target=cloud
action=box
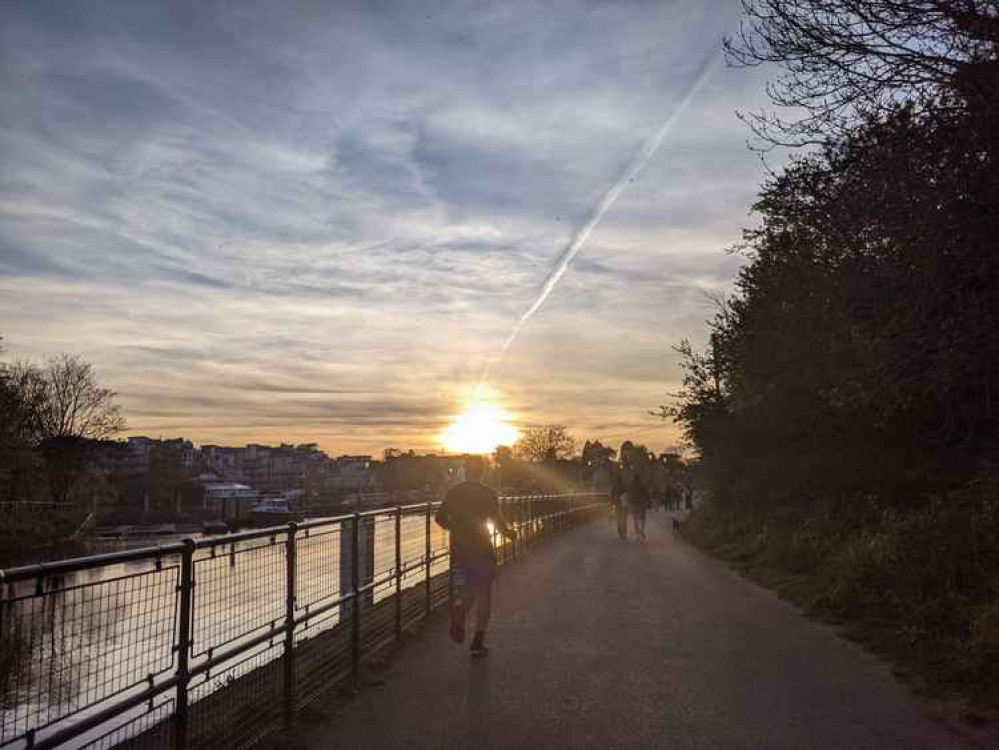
[0,0,777,454]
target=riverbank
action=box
[683,499,999,713]
[0,508,89,567]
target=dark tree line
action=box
[664,0,998,508]
[1,341,126,505]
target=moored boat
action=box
[245,497,300,527]
[201,519,231,535]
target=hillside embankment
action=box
[0,509,88,567]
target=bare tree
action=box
[1,347,125,504]
[515,425,576,462]
[726,0,999,145]
[1,360,47,447]
[35,355,126,441]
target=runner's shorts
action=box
[452,557,496,588]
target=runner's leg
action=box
[470,581,492,656]
[474,581,492,634]
[450,565,469,643]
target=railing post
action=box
[537,496,543,541]
[522,497,527,549]
[174,539,195,750]
[501,499,510,563]
[523,496,529,547]
[283,523,297,728]
[351,513,361,681]
[530,496,536,546]
[394,506,402,639]
[424,502,432,615]
[523,497,529,550]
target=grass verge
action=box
[683,499,999,707]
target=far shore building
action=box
[201,442,334,495]
[330,455,378,493]
[197,474,259,519]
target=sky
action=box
[0,0,774,456]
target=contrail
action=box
[498,54,720,356]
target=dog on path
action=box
[672,517,681,535]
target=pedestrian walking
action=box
[435,456,517,657]
[610,475,628,540]
[630,476,649,542]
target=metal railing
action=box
[0,501,80,513]
[0,492,606,750]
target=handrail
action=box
[0,541,188,582]
[0,493,603,581]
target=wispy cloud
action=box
[0,0,774,454]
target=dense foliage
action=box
[670,0,998,511]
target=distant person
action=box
[630,476,649,542]
[610,475,628,540]
[662,484,675,513]
[435,456,517,657]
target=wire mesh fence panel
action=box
[358,586,396,658]
[79,696,175,750]
[187,642,284,750]
[429,572,450,610]
[400,581,430,631]
[0,559,178,747]
[294,524,343,617]
[398,511,428,593]
[293,606,352,711]
[428,515,449,580]
[368,514,398,605]
[192,537,288,658]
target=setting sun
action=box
[442,400,519,455]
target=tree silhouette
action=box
[726,0,999,146]
[35,355,126,441]
[515,425,576,462]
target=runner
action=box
[435,456,517,657]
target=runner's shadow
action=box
[466,658,492,745]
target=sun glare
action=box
[442,399,519,455]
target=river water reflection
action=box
[0,511,450,749]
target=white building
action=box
[200,478,258,515]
